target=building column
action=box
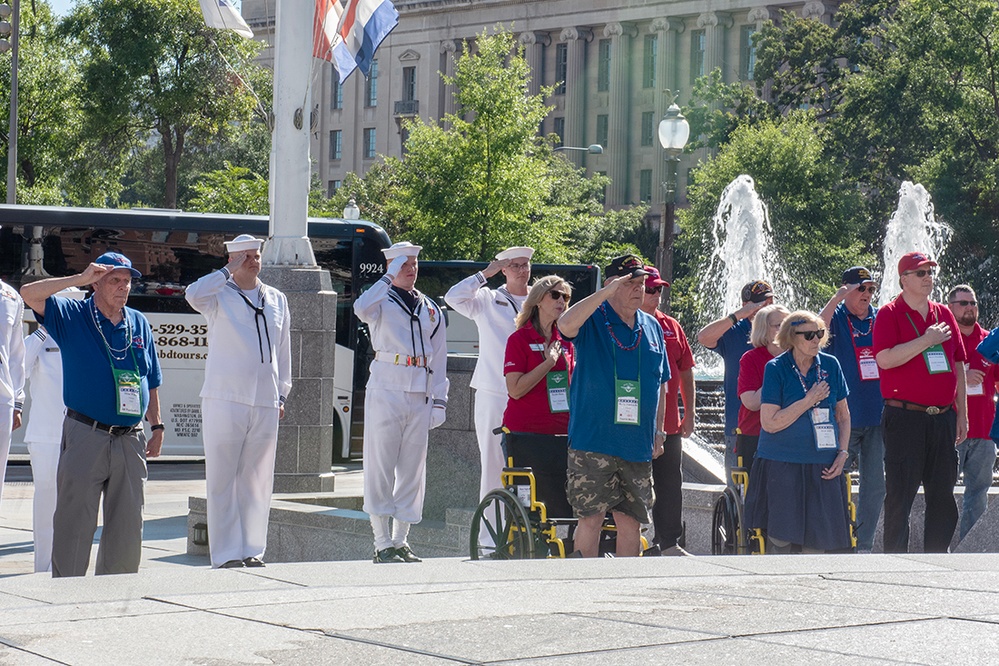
[439,39,458,122]
[518,31,550,98]
[650,18,683,208]
[698,11,733,81]
[605,22,637,206]
[560,26,592,166]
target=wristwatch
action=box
[150,423,165,432]
[656,430,668,439]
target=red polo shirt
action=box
[736,345,776,436]
[653,310,695,435]
[961,323,998,439]
[503,322,574,435]
[873,295,967,406]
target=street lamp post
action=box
[656,93,690,286]
[553,144,604,154]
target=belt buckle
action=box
[926,406,940,416]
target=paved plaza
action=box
[1,462,999,664]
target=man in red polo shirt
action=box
[640,266,695,556]
[873,252,968,553]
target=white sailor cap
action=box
[224,234,265,253]
[495,246,535,261]
[382,242,423,260]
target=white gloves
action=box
[387,255,408,278]
[430,405,446,429]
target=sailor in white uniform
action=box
[185,234,292,569]
[445,246,533,501]
[354,242,449,563]
[0,277,26,507]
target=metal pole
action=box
[5,0,18,204]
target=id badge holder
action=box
[811,407,830,425]
[968,381,985,396]
[923,344,951,374]
[114,368,142,417]
[615,379,640,425]
[857,347,880,380]
[814,423,837,449]
[546,370,570,413]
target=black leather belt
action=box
[66,409,142,436]
[884,399,951,416]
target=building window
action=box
[553,117,565,145]
[740,26,757,81]
[365,59,379,107]
[363,128,376,158]
[641,111,655,147]
[690,29,705,83]
[555,43,568,95]
[597,39,611,92]
[331,71,343,110]
[596,114,609,149]
[639,169,653,203]
[643,34,657,89]
[329,130,342,160]
[402,66,416,102]
[328,180,341,198]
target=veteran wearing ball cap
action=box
[185,234,292,569]
[21,252,164,577]
[445,246,534,503]
[354,241,449,563]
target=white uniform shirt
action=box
[185,268,292,408]
[445,273,525,393]
[22,328,65,444]
[0,281,26,411]
[354,275,449,404]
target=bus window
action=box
[312,237,353,348]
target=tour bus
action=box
[0,205,391,462]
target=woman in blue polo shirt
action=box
[745,310,852,553]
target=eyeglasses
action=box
[794,329,826,341]
[950,300,977,307]
[508,262,530,271]
[645,286,663,295]
[903,269,935,278]
[857,284,878,294]
[548,291,571,302]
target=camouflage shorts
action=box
[566,449,655,524]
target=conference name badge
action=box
[615,379,640,425]
[546,370,569,413]
[114,368,142,417]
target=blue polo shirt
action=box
[827,302,883,428]
[977,326,999,441]
[567,303,668,462]
[708,318,752,436]
[757,351,849,465]
[38,296,162,426]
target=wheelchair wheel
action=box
[469,488,534,560]
[711,487,745,555]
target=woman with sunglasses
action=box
[736,304,790,472]
[744,310,853,553]
[501,275,576,518]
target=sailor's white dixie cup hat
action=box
[224,234,265,253]
[382,242,423,259]
[495,246,535,261]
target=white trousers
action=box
[363,389,431,525]
[202,398,280,567]
[475,389,508,501]
[27,438,59,573]
[0,404,13,505]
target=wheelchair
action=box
[711,456,858,555]
[469,431,648,559]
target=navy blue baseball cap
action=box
[95,252,141,278]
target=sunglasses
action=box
[903,269,935,278]
[794,329,826,341]
[548,291,571,302]
[645,286,663,295]
[857,284,878,293]
[950,300,977,307]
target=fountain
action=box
[879,181,952,306]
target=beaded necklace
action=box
[90,298,133,361]
[600,303,643,351]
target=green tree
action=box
[60,0,264,208]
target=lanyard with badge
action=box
[93,301,143,418]
[905,309,951,374]
[791,355,837,450]
[847,313,880,381]
[603,304,643,425]
[542,335,570,413]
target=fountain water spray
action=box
[879,182,951,306]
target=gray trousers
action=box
[51,417,147,577]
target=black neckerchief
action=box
[228,282,272,364]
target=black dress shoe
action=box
[394,545,422,563]
[242,557,265,568]
[218,559,244,569]
[373,547,405,564]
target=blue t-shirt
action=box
[567,303,668,462]
[709,318,752,436]
[977,327,999,441]
[39,296,162,426]
[757,351,849,465]
[827,302,883,428]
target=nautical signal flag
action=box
[314,0,399,83]
[198,0,254,39]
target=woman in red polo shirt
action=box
[737,304,790,472]
[502,275,575,517]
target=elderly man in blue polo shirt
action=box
[558,255,669,557]
[21,252,164,577]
